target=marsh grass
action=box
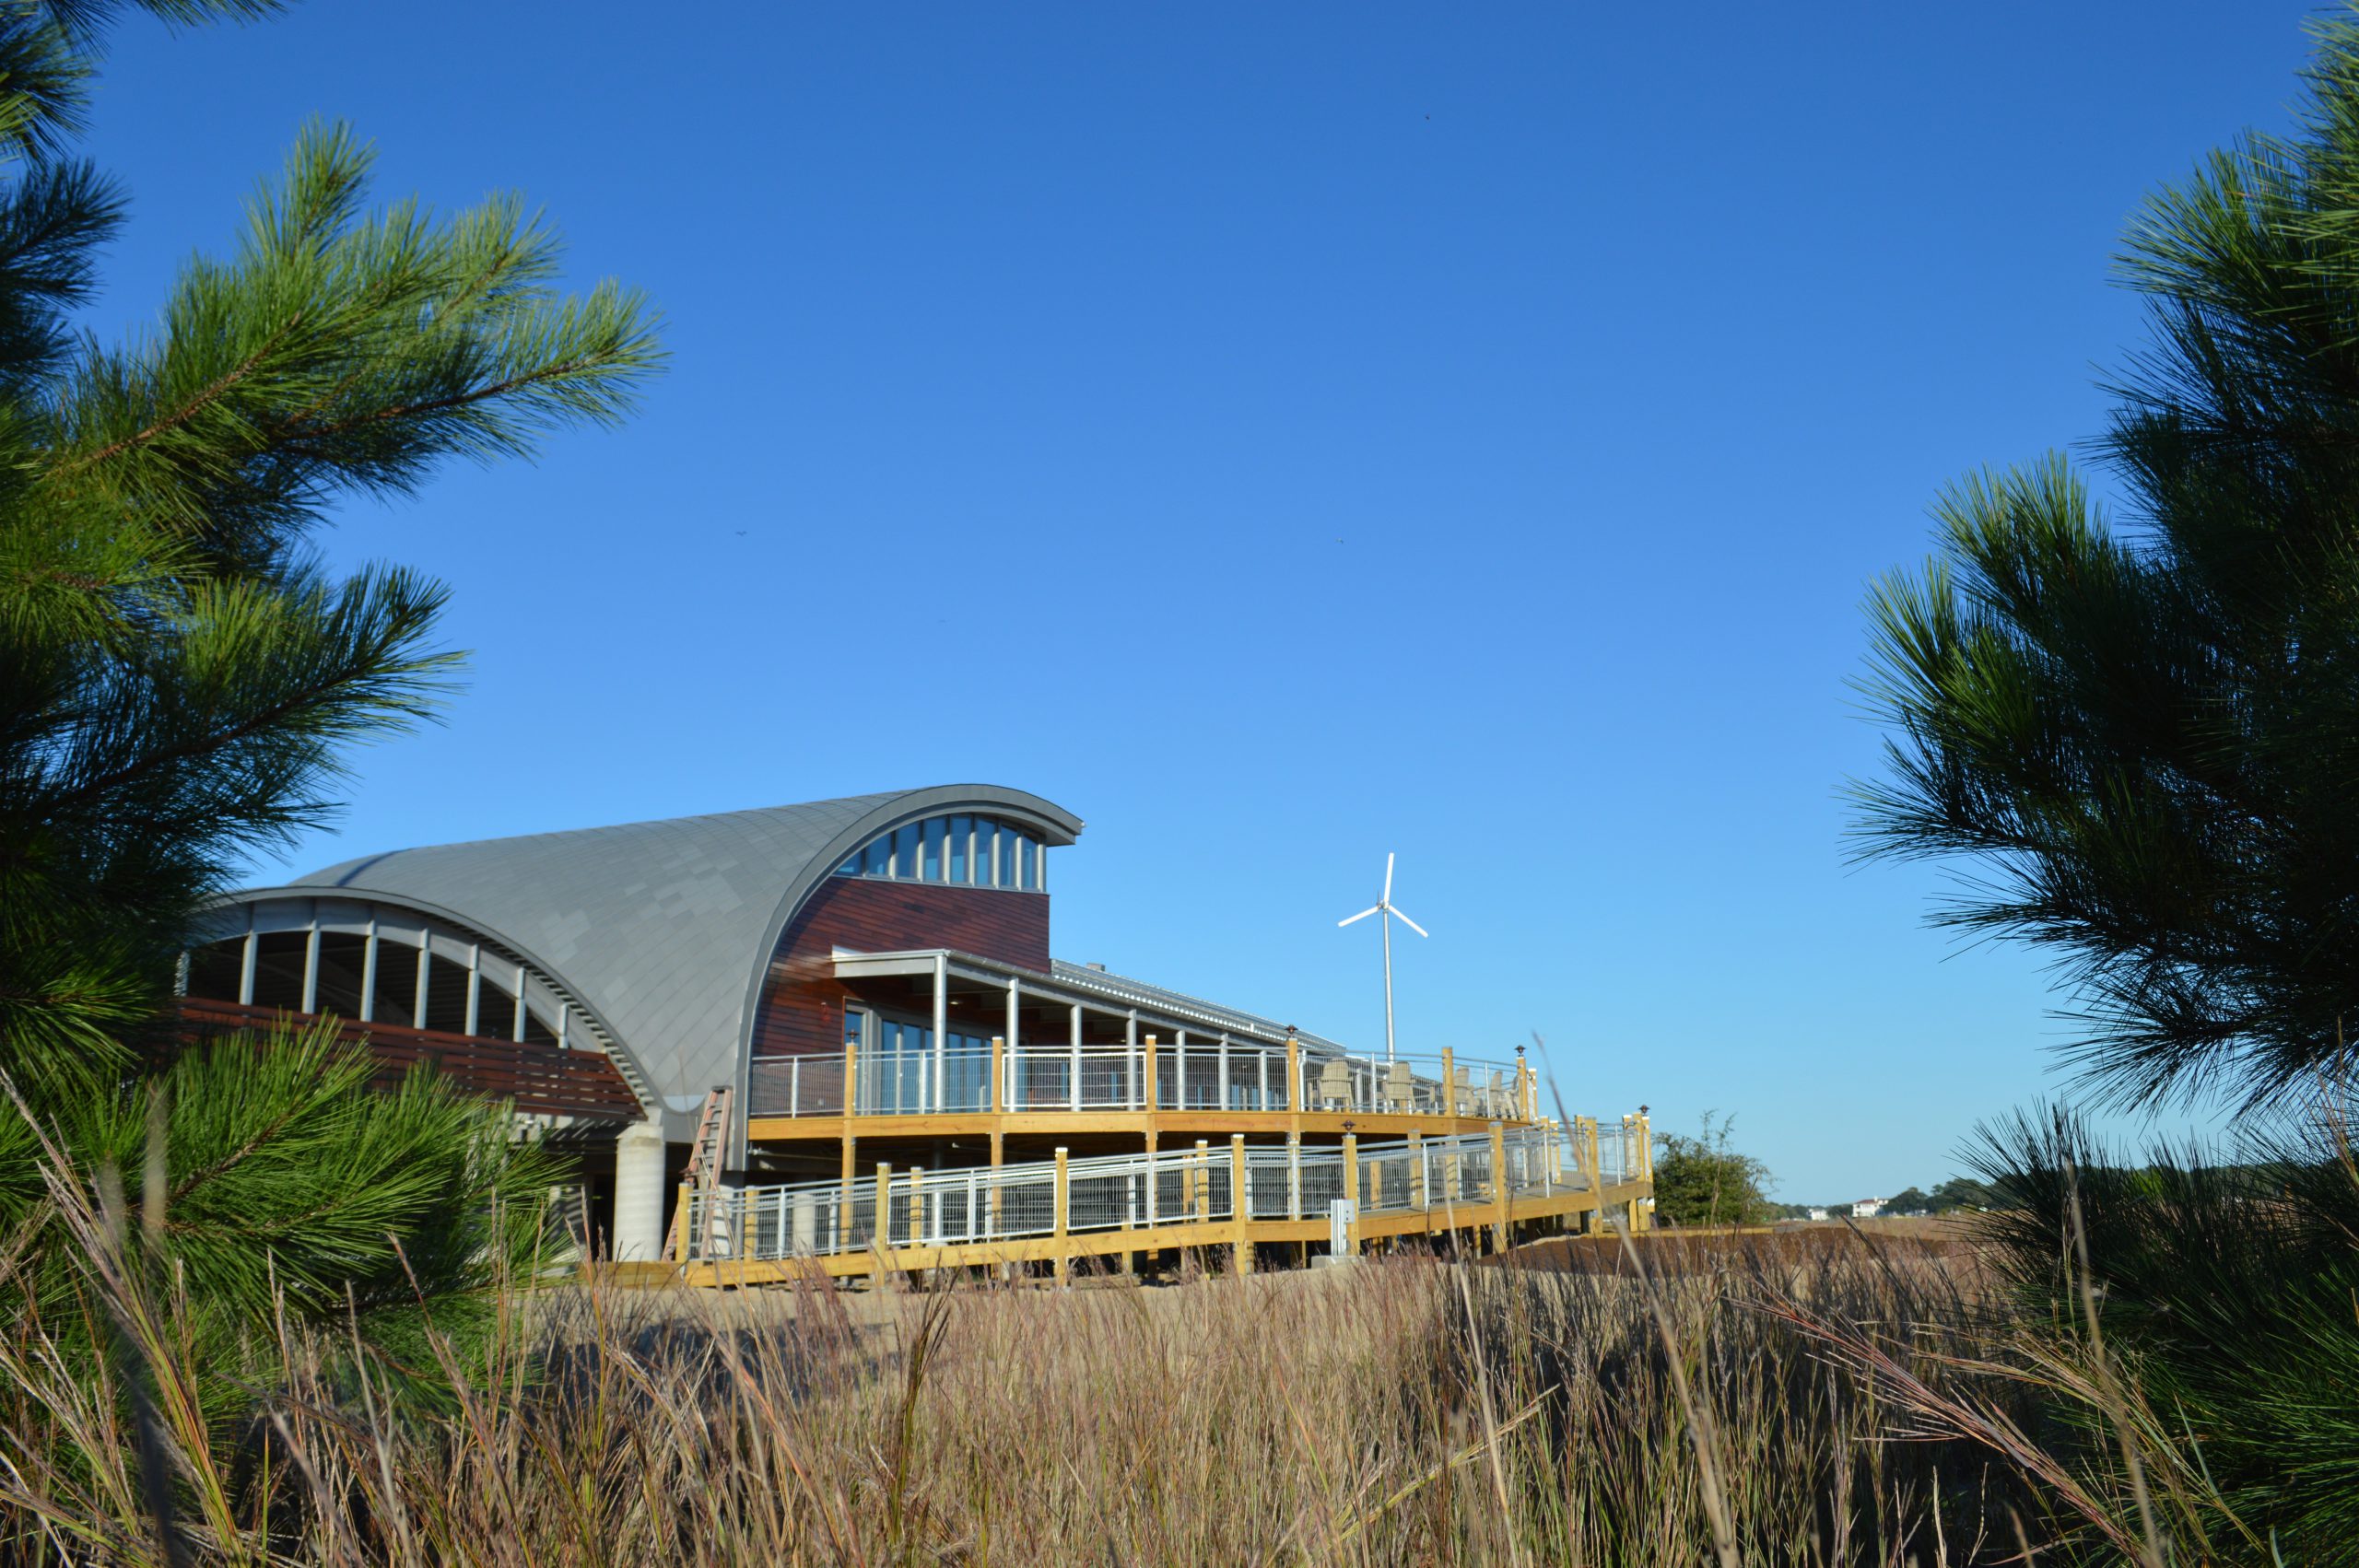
[0,1204,2088,1567]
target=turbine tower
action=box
[1337,852,1426,1064]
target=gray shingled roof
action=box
[280,786,1082,1120]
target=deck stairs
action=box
[663,1085,734,1262]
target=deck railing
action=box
[745,1038,1530,1122]
[683,1119,1634,1264]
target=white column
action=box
[933,954,949,1111]
[464,944,481,1036]
[358,920,378,1022]
[1068,1002,1082,1113]
[612,1121,669,1262]
[299,925,321,1013]
[1126,1010,1140,1109]
[411,933,429,1027]
[238,927,257,1005]
[1005,977,1021,1106]
[1218,1034,1231,1110]
[1174,1029,1188,1109]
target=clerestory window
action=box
[833,813,1048,892]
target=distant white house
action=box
[1806,1207,1829,1222]
[1850,1198,1887,1218]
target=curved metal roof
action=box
[276,786,1083,1120]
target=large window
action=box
[182,925,567,1046]
[847,1007,992,1114]
[834,813,1049,892]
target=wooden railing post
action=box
[1230,1136,1251,1277]
[990,1034,1004,1114]
[1052,1147,1070,1285]
[1285,1034,1301,1113]
[1144,1032,1159,1111]
[1342,1132,1361,1258]
[1489,1121,1510,1254]
[989,1129,1005,1243]
[1408,1128,1426,1211]
[1585,1116,1603,1234]
[1120,1170,1135,1275]
[1441,1047,1456,1119]
[874,1162,892,1272]
[665,1181,694,1262]
[908,1165,926,1249]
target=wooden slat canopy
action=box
[177,998,644,1122]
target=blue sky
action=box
[82,1,2325,1199]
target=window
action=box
[251,931,309,1010]
[371,937,420,1025]
[830,813,1050,892]
[422,954,471,1035]
[475,972,520,1040]
[314,931,368,1017]
[185,938,243,1001]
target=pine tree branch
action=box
[51,310,305,478]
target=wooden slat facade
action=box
[750,876,1050,1059]
[177,997,644,1122]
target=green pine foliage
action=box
[1854,11,2359,1560]
[1852,18,2359,1116]
[1963,1110,2359,1559]
[0,1018,561,1411]
[0,0,658,1394]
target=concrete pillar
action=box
[612,1121,670,1262]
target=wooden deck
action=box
[679,1177,1651,1287]
[675,1121,1652,1288]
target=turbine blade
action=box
[1389,907,1429,938]
[1383,852,1395,903]
[1338,906,1382,928]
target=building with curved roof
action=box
[181,783,1644,1269]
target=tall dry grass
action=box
[0,1214,2075,1567]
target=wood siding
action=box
[751,876,1050,1059]
[178,998,644,1122]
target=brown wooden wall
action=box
[178,998,644,1122]
[751,876,1050,1059]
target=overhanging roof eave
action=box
[827,947,1349,1055]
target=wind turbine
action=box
[1337,852,1426,1064]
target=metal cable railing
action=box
[682,1117,1643,1264]
[743,1038,1529,1120]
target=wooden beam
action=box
[1230,1135,1250,1277]
[1342,1132,1360,1258]
[1051,1146,1069,1285]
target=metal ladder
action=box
[663,1084,734,1262]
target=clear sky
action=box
[78,1,2327,1199]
